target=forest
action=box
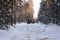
[0,0,60,29]
[0,0,60,40]
[0,0,34,29]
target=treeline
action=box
[38,0,60,25]
[0,0,34,29]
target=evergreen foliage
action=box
[38,0,60,25]
[0,0,34,29]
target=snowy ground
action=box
[0,22,60,40]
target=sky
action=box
[32,0,42,19]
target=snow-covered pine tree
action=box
[38,0,60,25]
[0,0,24,29]
[0,0,13,29]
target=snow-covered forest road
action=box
[0,23,60,40]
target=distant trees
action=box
[24,0,34,22]
[38,0,60,25]
[16,0,34,23]
[27,18,35,24]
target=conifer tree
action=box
[38,0,60,25]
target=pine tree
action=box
[38,0,60,25]
[0,0,13,29]
[0,0,23,29]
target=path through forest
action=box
[7,23,60,40]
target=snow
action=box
[0,22,60,40]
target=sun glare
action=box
[33,0,41,19]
